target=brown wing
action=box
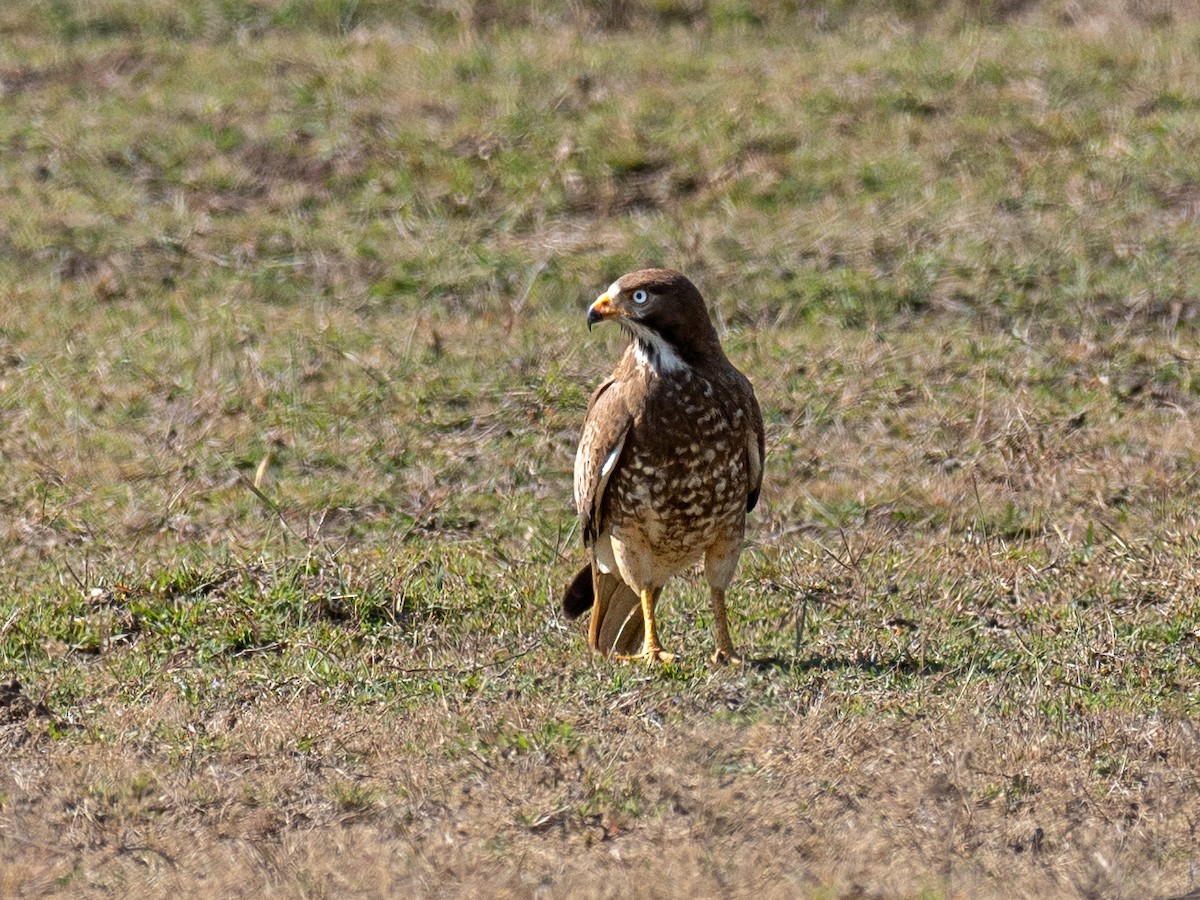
[740,373,765,512]
[573,372,635,546]
[717,366,765,513]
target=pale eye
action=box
[632,289,648,304]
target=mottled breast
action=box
[604,367,752,563]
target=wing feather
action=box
[733,372,765,512]
[745,393,765,512]
[574,374,635,546]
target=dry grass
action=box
[5,692,1200,898]
[4,2,1200,897]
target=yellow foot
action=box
[616,647,676,664]
[710,648,743,666]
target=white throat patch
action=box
[627,321,687,374]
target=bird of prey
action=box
[562,268,764,664]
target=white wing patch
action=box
[601,444,622,478]
[591,430,628,532]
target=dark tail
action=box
[562,564,594,619]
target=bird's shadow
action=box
[743,653,950,678]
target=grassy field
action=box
[4,0,1200,895]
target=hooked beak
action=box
[587,289,619,331]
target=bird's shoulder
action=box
[583,348,646,418]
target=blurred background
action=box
[4,3,1200,895]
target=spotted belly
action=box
[604,440,749,567]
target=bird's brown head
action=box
[587,268,723,371]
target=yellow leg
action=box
[616,587,674,663]
[709,586,742,665]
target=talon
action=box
[711,648,742,666]
[610,587,675,664]
[615,647,675,664]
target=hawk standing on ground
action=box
[562,269,765,664]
